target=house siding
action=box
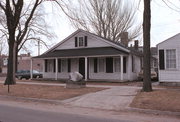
[56,32,110,50]
[42,55,141,81]
[158,33,180,82]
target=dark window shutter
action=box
[159,50,165,70]
[58,59,61,72]
[68,59,71,72]
[75,37,78,47]
[106,57,113,73]
[45,59,47,72]
[53,59,56,72]
[123,57,126,73]
[84,36,87,46]
[94,58,97,73]
[132,56,134,72]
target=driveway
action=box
[62,86,140,111]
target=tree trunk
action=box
[15,45,18,72]
[4,42,16,85]
[142,0,152,92]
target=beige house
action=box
[34,29,142,82]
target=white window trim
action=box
[98,58,105,72]
[78,37,84,47]
[165,49,177,70]
[61,59,67,72]
[114,57,120,73]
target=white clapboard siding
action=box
[56,31,110,50]
[158,33,180,82]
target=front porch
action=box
[37,55,128,81]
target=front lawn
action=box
[0,84,106,100]
[130,89,180,112]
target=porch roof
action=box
[33,47,129,59]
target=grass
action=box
[130,89,180,112]
[0,84,107,100]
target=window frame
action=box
[98,58,105,72]
[114,57,120,72]
[61,59,67,72]
[78,37,84,47]
[165,49,177,69]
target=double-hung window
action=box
[75,36,87,47]
[114,57,120,72]
[79,37,84,47]
[166,49,176,69]
[61,59,67,72]
[98,58,105,72]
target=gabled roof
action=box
[34,47,129,59]
[157,33,180,46]
[35,29,143,58]
[43,29,130,54]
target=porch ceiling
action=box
[33,47,129,59]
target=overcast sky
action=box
[35,0,180,56]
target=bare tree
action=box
[0,1,54,72]
[0,0,47,90]
[63,0,141,43]
[142,0,152,92]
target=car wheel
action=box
[36,76,40,79]
[18,76,22,80]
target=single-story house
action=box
[157,33,180,85]
[34,29,142,82]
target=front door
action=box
[79,58,85,79]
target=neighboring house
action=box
[157,33,180,85]
[18,53,43,72]
[137,46,158,71]
[0,55,8,73]
[34,29,142,82]
[0,53,43,74]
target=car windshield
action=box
[33,70,39,73]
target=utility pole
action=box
[38,40,40,56]
[35,40,41,56]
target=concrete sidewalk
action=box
[62,86,139,111]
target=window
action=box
[98,58,105,72]
[75,36,87,47]
[61,59,67,72]
[166,49,176,69]
[94,58,97,73]
[114,58,120,72]
[79,37,84,47]
[106,57,113,73]
[45,59,54,72]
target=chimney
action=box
[27,52,31,57]
[121,32,128,47]
[134,40,139,50]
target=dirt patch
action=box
[0,84,106,100]
[130,89,180,112]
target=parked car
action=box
[16,70,43,80]
[138,69,158,81]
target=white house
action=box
[34,29,142,82]
[157,33,180,85]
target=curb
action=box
[126,107,180,117]
[0,95,63,105]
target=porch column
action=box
[120,55,123,80]
[85,57,88,81]
[55,58,58,80]
[30,58,33,79]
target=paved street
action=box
[0,104,131,122]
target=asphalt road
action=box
[0,104,133,122]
